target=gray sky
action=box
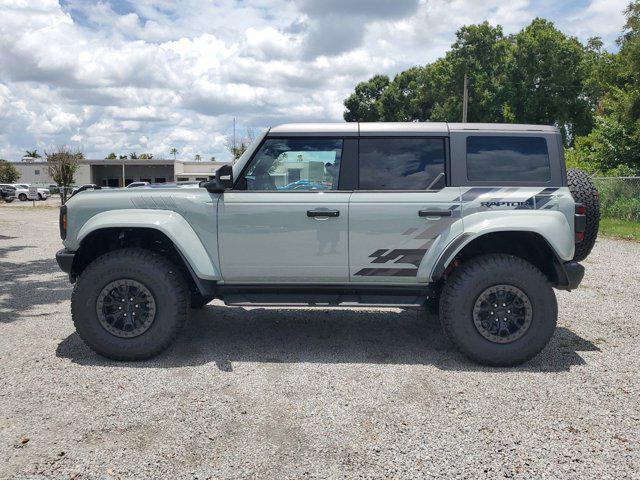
[0,0,630,161]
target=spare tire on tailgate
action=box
[567,168,600,261]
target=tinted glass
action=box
[466,136,550,182]
[241,138,342,191]
[358,138,446,190]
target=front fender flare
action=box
[77,209,220,281]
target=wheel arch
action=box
[70,210,219,296]
[431,230,572,289]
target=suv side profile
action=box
[56,122,599,366]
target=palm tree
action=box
[25,149,41,158]
[194,154,201,162]
[129,152,138,159]
[170,147,178,160]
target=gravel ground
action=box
[0,206,638,479]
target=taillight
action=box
[574,203,586,243]
[59,205,67,240]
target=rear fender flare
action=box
[430,211,574,281]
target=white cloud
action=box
[0,0,630,161]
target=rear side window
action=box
[359,138,445,190]
[466,136,550,182]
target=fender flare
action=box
[77,209,220,281]
[430,211,574,282]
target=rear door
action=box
[218,137,352,283]
[349,136,462,283]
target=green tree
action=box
[105,152,117,159]
[46,147,82,204]
[445,22,511,122]
[129,152,138,159]
[139,153,154,159]
[343,74,390,121]
[0,159,20,183]
[24,149,41,159]
[504,19,592,141]
[567,1,640,174]
[170,147,178,160]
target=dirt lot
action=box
[0,205,638,479]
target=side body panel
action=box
[218,191,351,283]
[349,188,463,283]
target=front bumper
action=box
[563,261,585,290]
[56,248,75,275]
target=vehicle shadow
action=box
[0,257,71,323]
[56,304,599,372]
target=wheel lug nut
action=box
[118,307,122,310]
[490,311,494,315]
[507,310,510,313]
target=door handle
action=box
[419,210,452,217]
[307,209,340,218]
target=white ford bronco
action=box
[56,122,599,366]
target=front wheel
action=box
[71,248,190,360]
[18,193,27,201]
[440,254,557,366]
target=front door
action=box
[218,137,350,283]
[349,137,462,283]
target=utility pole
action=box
[462,73,468,123]
[233,117,236,155]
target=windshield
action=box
[232,129,267,181]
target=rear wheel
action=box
[440,254,557,366]
[567,168,600,261]
[18,193,27,201]
[71,248,190,360]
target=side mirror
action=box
[202,164,233,193]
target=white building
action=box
[12,158,229,187]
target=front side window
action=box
[466,136,550,182]
[358,138,446,190]
[240,138,343,191]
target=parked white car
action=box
[12,183,51,201]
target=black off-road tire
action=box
[71,248,190,360]
[440,254,557,366]
[567,168,600,261]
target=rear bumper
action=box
[563,261,585,290]
[55,248,75,275]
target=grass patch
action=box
[599,218,640,241]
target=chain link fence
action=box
[592,177,640,222]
